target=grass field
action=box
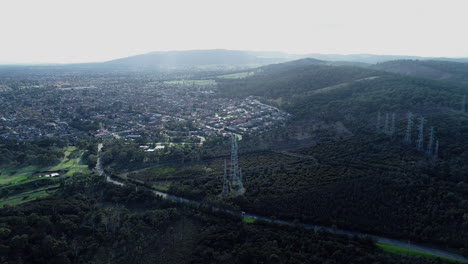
[164,79,217,86]
[0,146,89,186]
[377,243,464,263]
[242,216,256,224]
[0,185,58,206]
[153,183,171,191]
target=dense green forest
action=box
[0,139,69,166]
[0,175,457,263]
[218,59,381,100]
[129,134,467,252]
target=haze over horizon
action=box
[1,0,468,64]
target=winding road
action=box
[96,143,468,262]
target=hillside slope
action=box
[219,59,467,121]
[372,60,468,83]
[218,59,383,99]
[194,60,468,250]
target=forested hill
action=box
[298,53,468,64]
[217,59,468,164]
[372,60,468,83]
[214,59,468,251]
[218,59,382,99]
[218,59,467,120]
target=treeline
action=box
[0,138,98,168]
[100,134,276,174]
[101,140,203,171]
[0,139,68,166]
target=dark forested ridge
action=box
[218,59,468,138]
[218,59,381,99]
[298,54,468,64]
[372,60,468,83]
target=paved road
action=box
[96,143,124,186]
[96,144,468,262]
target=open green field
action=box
[0,146,89,187]
[153,183,171,191]
[216,71,254,79]
[242,216,256,224]
[0,185,58,207]
[164,79,217,86]
[377,243,464,263]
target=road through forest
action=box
[96,143,468,262]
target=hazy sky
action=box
[1,0,468,63]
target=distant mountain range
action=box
[100,50,287,70]
[2,49,468,71]
[295,53,468,64]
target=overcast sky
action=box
[1,0,467,63]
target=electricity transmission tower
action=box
[434,140,439,161]
[222,159,229,195]
[222,134,245,196]
[230,134,244,192]
[404,112,413,143]
[416,117,425,152]
[384,113,389,134]
[462,95,466,113]
[390,112,396,135]
[426,127,434,156]
[376,112,381,132]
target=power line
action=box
[416,117,425,152]
[376,112,381,132]
[404,112,413,143]
[426,126,434,156]
[384,113,389,134]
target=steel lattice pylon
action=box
[230,134,243,191]
[222,134,244,196]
